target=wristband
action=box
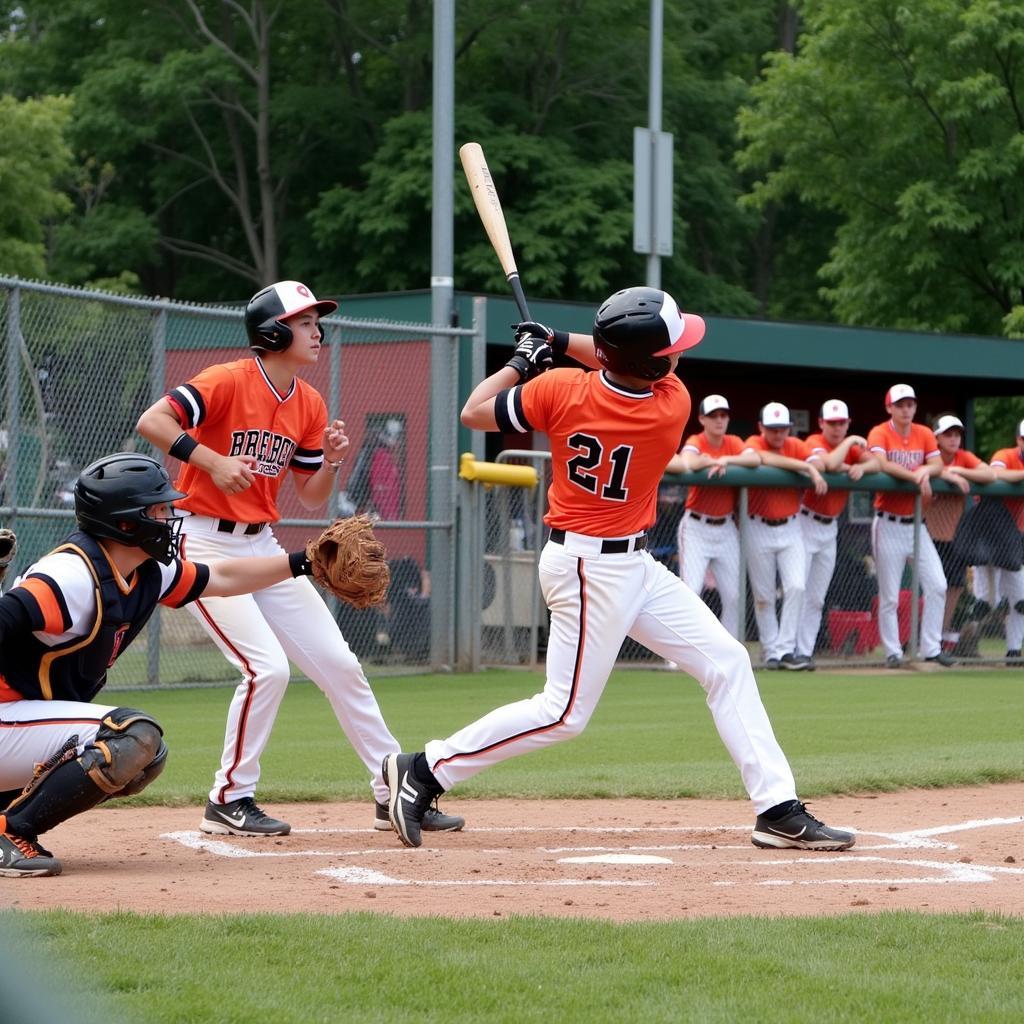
[551,330,570,356]
[324,457,344,472]
[169,432,199,463]
[504,354,530,382]
[288,551,312,577]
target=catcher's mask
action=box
[74,453,187,564]
[244,280,339,353]
[593,286,705,381]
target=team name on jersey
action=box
[884,448,925,470]
[229,430,297,477]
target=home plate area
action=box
[153,788,1024,919]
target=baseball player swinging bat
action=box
[459,142,532,321]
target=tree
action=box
[737,0,1024,337]
[0,93,73,277]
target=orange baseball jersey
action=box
[927,449,983,541]
[495,368,689,536]
[744,435,813,519]
[165,357,328,523]
[681,433,750,516]
[802,433,865,519]
[989,446,1024,530]
[867,421,939,516]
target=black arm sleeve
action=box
[0,590,33,645]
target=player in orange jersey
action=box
[381,287,854,854]
[743,402,827,670]
[866,383,951,668]
[795,399,879,668]
[665,394,760,638]
[137,281,463,838]
[984,419,1024,659]
[0,453,323,876]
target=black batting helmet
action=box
[74,453,187,564]
[593,287,705,381]
[244,280,339,352]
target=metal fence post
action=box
[737,486,749,647]
[909,493,922,657]
[146,309,168,687]
[5,286,21,524]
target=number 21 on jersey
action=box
[566,432,632,501]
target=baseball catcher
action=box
[305,514,390,609]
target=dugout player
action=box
[382,287,854,853]
[137,281,462,837]
[866,384,951,667]
[987,420,1024,659]
[665,394,760,638]
[0,453,320,876]
[795,400,879,668]
[743,402,828,670]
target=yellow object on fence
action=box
[459,452,538,488]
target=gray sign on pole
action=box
[633,127,674,257]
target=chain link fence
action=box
[0,277,473,688]
[468,459,1024,670]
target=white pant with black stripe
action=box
[425,537,797,814]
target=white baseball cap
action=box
[820,399,850,422]
[760,402,792,427]
[933,414,964,435]
[1017,419,1024,438]
[700,394,730,415]
[885,383,916,405]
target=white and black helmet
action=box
[244,280,339,352]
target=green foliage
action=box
[11,909,1024,1024]
[0,93,73,276]
[738,0,1024,337]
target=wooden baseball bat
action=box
[459,142,532,322]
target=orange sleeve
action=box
[14,577,70,634]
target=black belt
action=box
[800,508,835,525]
[749,516,791,527]
[875,512,918,525]
[217,518,267,536]
[549,529,647,553]
[688,511,730,526]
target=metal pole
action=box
[737,485,749,653]
[909,493,922,658]
[146,309,168,687]
[5,286,22,521]
[646,0,663,288]
[429,0,456,669]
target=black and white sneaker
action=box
[200,797,291,836]
[0,830,62,877]
[779,653,810,671]
[751,802,855,851]
[373,801,464,833]
[382,753,437,848]
[885,654,905,669]
[924,651,956,667]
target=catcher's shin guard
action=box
[4,708,166,840]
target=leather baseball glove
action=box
[0,527,16,586]
[306,515,390,609]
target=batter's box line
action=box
[317,866,653,887]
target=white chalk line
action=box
[160,816,1024,889]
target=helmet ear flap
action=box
[252,318,293,353]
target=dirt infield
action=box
[2,783,1021,920]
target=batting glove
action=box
[505,334,554,382]
[512,320,570,357]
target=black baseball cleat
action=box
[383,753,437,848]
[779,653,810,671]
[751,802,855,851]
[200,797,291,836]
[924,651,956,667]
[0,830,62,877]
[885,654,905,669]
[374,801,465,833]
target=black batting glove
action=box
[505,334,554,382]
[512,320,570,356]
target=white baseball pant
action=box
[974,563,1024,650]
[795,511,838,658]
[0,699,116,793]
[870,515,946,659]
[741,516,806,662]
[425,534,798,814]
[677,511,741,638]
[180,516,398,805]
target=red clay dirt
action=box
[2,783,1021,920]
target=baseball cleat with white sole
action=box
[200,797,291,836]
[751,801,854,851]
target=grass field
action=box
[5,666,1023,1023]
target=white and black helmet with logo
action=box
[244,280,339,353]
[593,286,705,381]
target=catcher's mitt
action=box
[306,514,390,609]
[0,527,16,586]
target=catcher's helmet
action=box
[593,287,705,381]
[74,453,187,564]
[244,280,339,353]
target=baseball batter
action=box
[382,287,854,853]
[866,383,950,667]
[665,394,759,638]
[137,280,463,837]
[743,403,827,670]
[795,399,879,667]
[0,453,321,876]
